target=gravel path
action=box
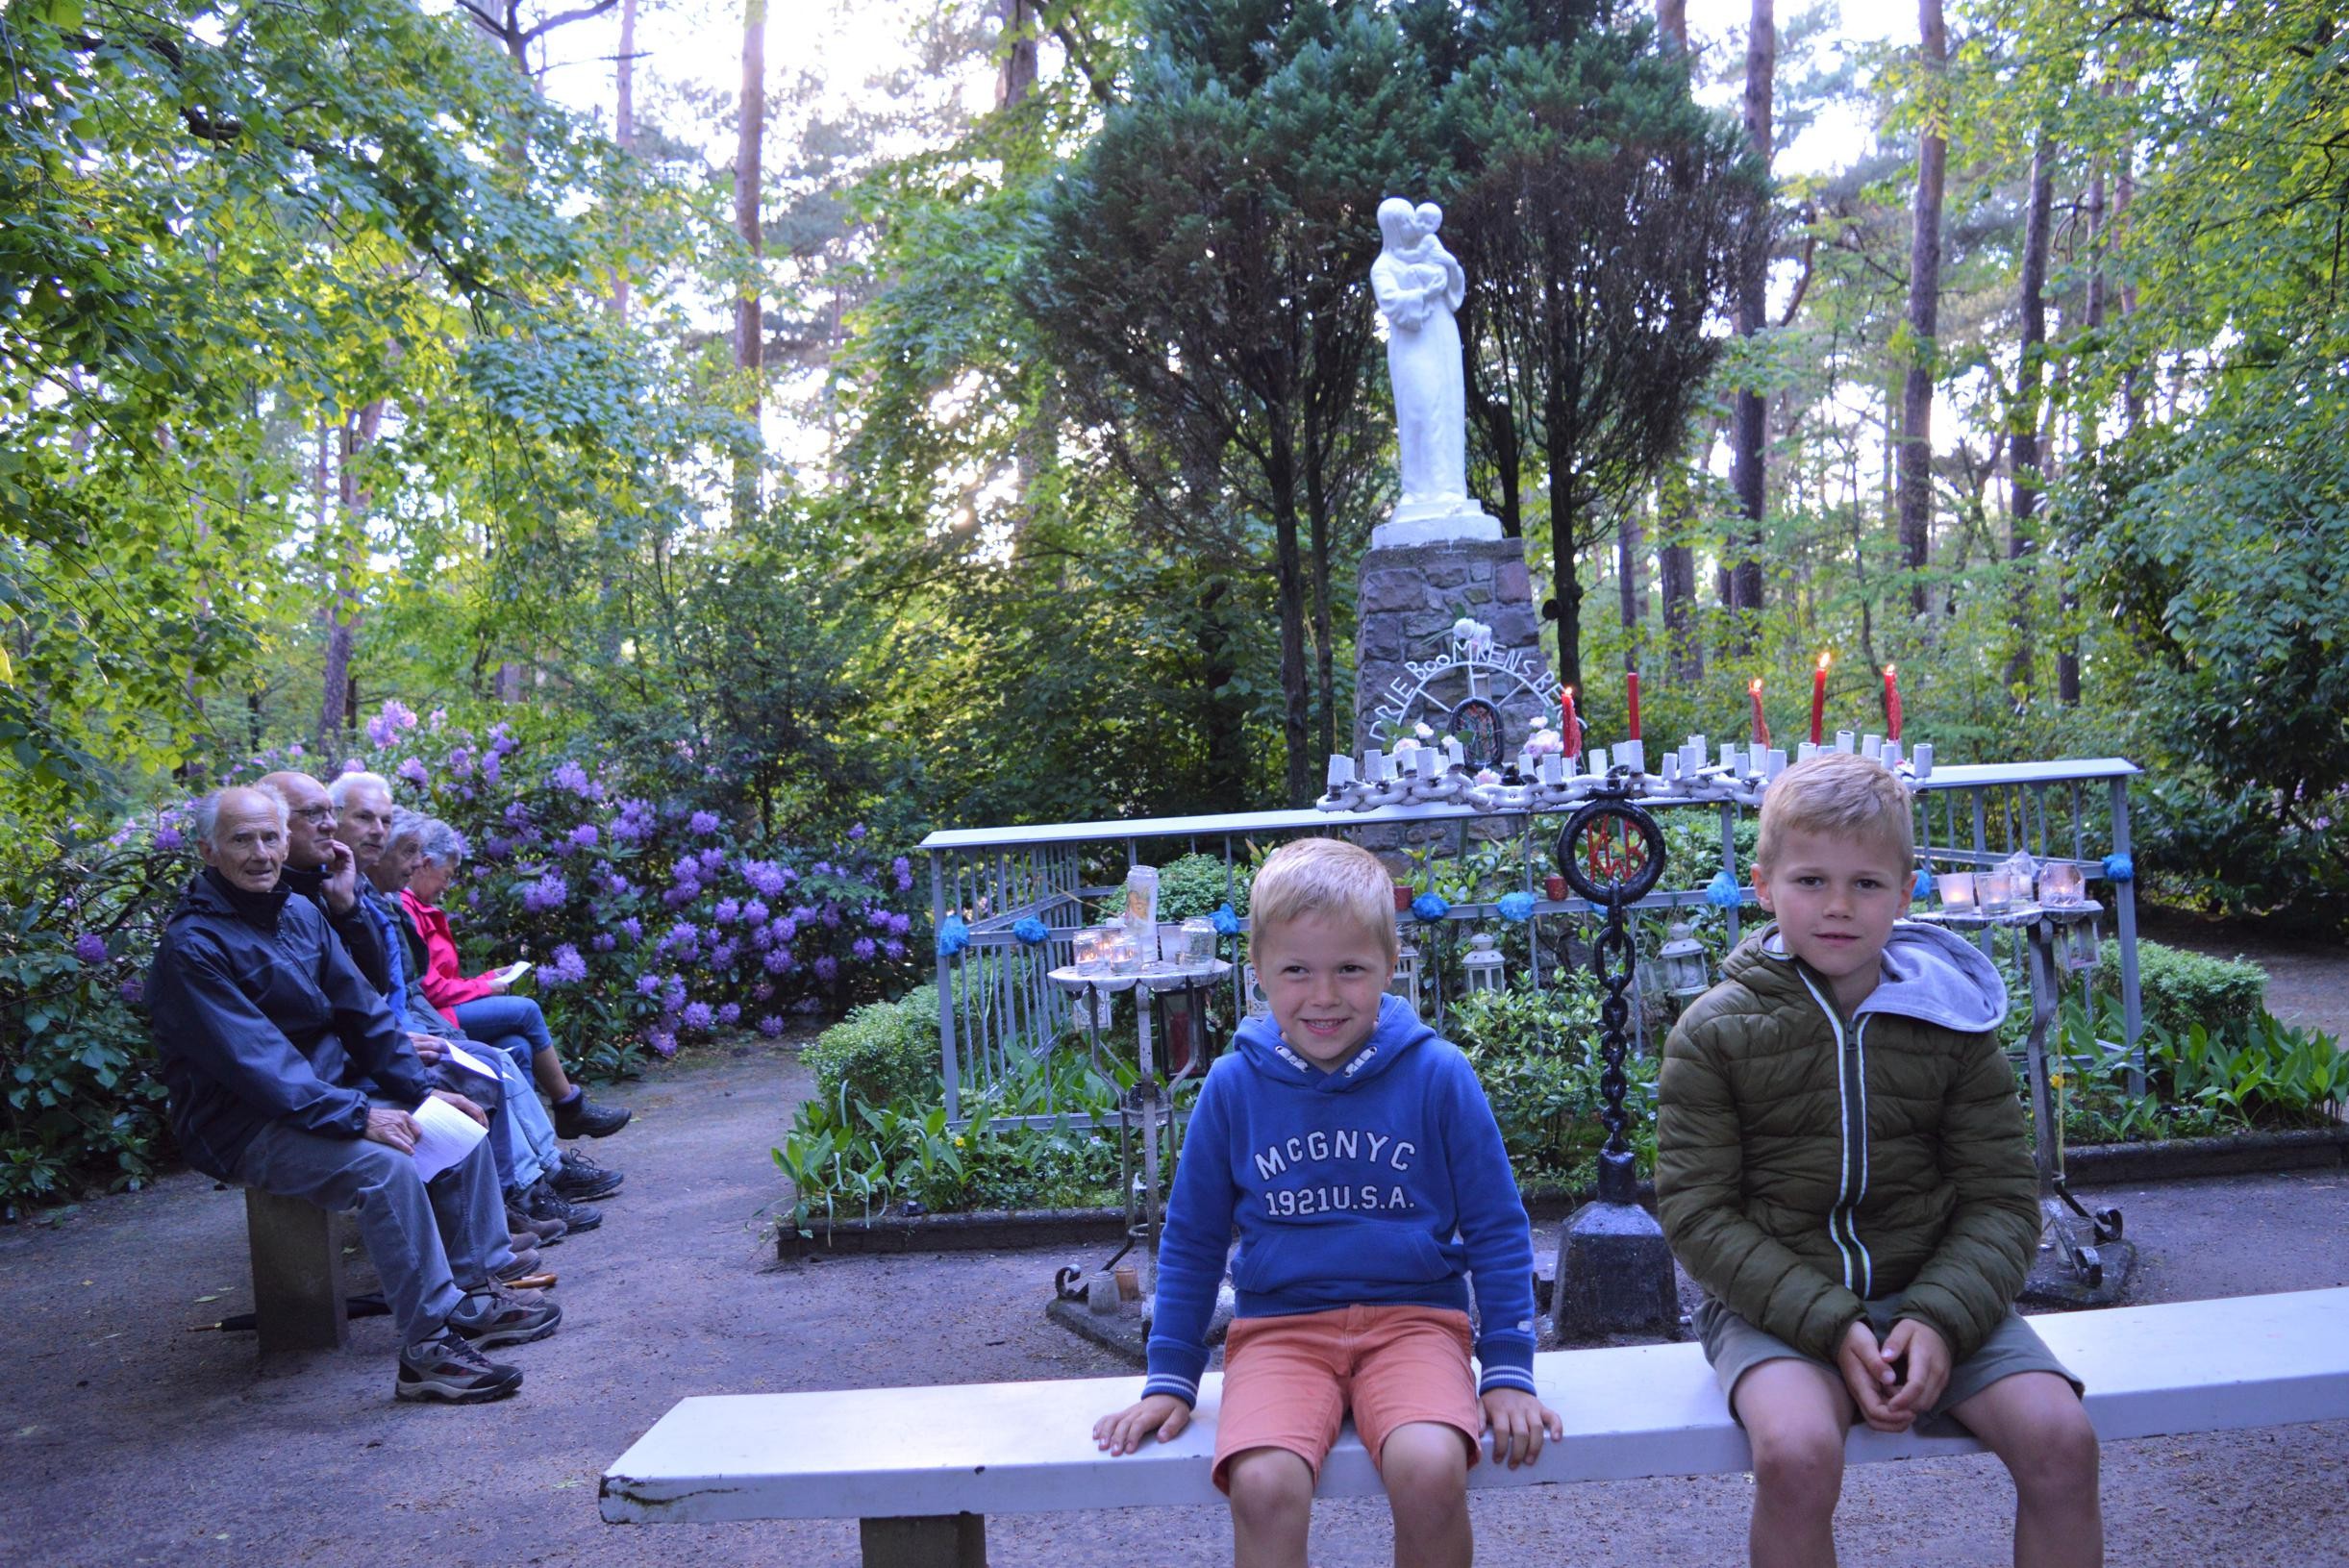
[4,1036,2347,1567]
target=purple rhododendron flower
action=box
[661,885,696,909]
[717,1003,741,1026]
[773,916,798,943]
[742,861,787,898]
[757,1014,785,1038]
[520,873,568,913]
[544,944,588,986]
[682,1001,714,1032]
[488,723,518,757]
[662,978,687,1011]
[119,977,145,1005]
[365,698,417,748]
[752,982,774,1002]
[287,741,306,757]
[648,1029,677,1058]
[662,921,699,951]
[712,898,740,925]
[154,826,185,852]
[636,972,662,996]
[569,824,599,851]
[551,759,591,797]
[812,860,833,877]
[741,898,769,925]
[504,801,533,828]
[480,752,502,785]
[73,933,108,964]
[591,933,617,953]
[619,916,643,942]
[893,858,913,893]
[851,937,876,962]
[762,947,792,974]
[883,938,907,961]
[887,912,912,936]
[395,758,430,789]
[849,823,866,841]
[339,759,363,776]
[749,926,774,951]
[688,809,720,835]
[711,940,737,968]
[819,904,841,929]
[812,956,838,983]
[697,847,725,873]
[448,747,473,778]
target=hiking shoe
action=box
[506,1201,568,1246]
[495,1245,542,1282]
[551,1148,624,1202]
[553,1093,631,1140]
[396,1332,522,1404]
[448,1282,562,1349]
[523,1179,602,1234]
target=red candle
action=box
[1561,684,1581,758]
[1810,653,1830,745]
[1625,668,1642,741]
[1883,663,1903,741]
[1749,679,1769,748]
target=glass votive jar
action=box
[1976,870,2017,912]
[1071,925,1111,973]
[1937,872,1977,912]
[1104,926,1141,974]
[1180,916,1217,963]
[2038,862,2086,906]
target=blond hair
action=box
[1755,753,1914,874]
[1246,837,1399,966]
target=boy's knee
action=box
[2013,1403,2100,1497]
[1379,1426,1468,1522]
[1225,1448,1313,1524]
[1748,1421,1845,1512]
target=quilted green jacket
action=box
[1654,922,2040,1364]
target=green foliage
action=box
[2089,939,2265,1045]
[1445,974,1654,1179]
[2050,994,2347,1145]
[806,986,943,1113]
[1155,853,1255,920]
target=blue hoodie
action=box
[1142,992,1538,1407]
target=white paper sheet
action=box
[410,1091,489,1181]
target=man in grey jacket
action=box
[147,786,559,1404]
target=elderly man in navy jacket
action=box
[148,786,559,1404]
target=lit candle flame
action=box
[1817,652,1832,672]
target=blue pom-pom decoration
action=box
[935,915,970,958]
[1411,892,1451,923]
[1496,891,1537,923]
[2101,853,2135,884]
[1705,869,1745,908]
[1012,915,1050,946]
[1210,902,1242,936]
[1912,867,1934,901]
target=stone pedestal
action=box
[244,1186,349,1355]
[1552,1154,1679,1340]
[1353,536,1558,759]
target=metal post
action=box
[932,854,960,1124]
[2110,776,2144,1096]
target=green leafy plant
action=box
[2090,939,2266,1043]
[805,985,942,1111]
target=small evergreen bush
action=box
[2093,938,2266,1041]
[1155,853,1253,920]
[805,985,941,1110]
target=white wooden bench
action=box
[601,1286,2349,1566]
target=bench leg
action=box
[244,1187,349,1354]
[860,1513,986,1568]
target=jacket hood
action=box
[1233,991,1431,1092]
[1731,919,2006,1033]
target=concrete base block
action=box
[2020,1236,2139,1309]
[1553,1198,1679,1340]
[243,1187,348,1355]
[860,1512,986,1568]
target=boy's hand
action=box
[1093,1394,1190,1456]
[1835,1318,1908,1431]
[1481,1388,1563,1469]
[1880,1317,1952,1423]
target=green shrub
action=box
[805,984,941,1110]
[1155,853,1253,920]
[2092,938,2266,1042]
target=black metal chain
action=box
[1591,898,1637,1159]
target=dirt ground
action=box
[2137,903,2349,1042]
[5,1029,2349,1568]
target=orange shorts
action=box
[1210,1305,1482,1493]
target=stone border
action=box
[774,1127,2349,1259]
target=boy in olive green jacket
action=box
[1656,754,2102,1568]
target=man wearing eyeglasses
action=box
[258,769,388,991]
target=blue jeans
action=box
[483,1048,560,1196]
[452,995,557,1082]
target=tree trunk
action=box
[994,0,1037,107]
[1197,577,1248,805]
[1727,0,1773,637]
[1658,0,1687,50]
[1269,426,1313,808]
[732,0,767,528]
[2005,136,2054,701]
[1306,409,1337,769]
[611,0,637,321]
[1896,0,1946,618]
[2062,154,2109,708]
[1616,505,1644,641]
[2116,144,2140,433]
[1547,386,1584,698]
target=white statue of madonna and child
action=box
[1369,196,1501,550]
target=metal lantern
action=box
[1462,932,1505,995]
[1656,921,1712,1001]
[1388,931,1422,1015]
[2059,914,2103,973]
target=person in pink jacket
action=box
[402,817,630,1142]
